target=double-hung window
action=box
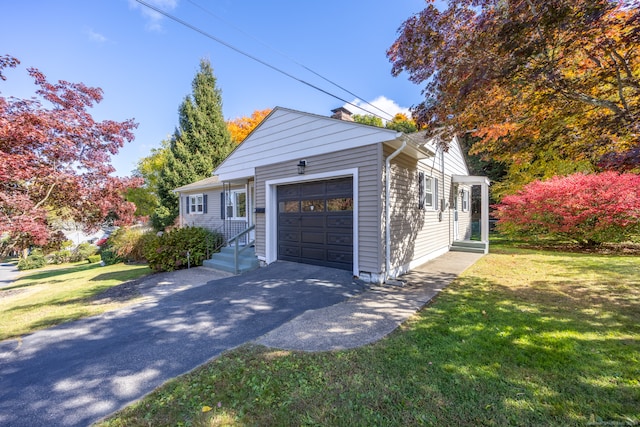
[422,175,439,211]
[189,194,204,214]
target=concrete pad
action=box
[255,251,484,351]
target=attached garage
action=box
[277,177,353,271]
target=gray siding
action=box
[180,189,225,231]
[255,143,383,274]
[385,146,452,270]
[179,184,248,237]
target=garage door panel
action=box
[279,245,301,258]
[326,179,352,194]
[301,182,326,196]
[327,233,352,245]
[301,247,325,261]
[279,216,300,227]
[279,186,300,198]
[300,216,325,228]
[278,230,300,243]
[277,177,353,271]
[327,250,351,263]
[301,231,325,244]
[327,215,352,228]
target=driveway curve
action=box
[0,260,19,288]
[0,261,366,427]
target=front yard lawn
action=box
[0,262,151,341]
[99,243,640,426]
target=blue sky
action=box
[2,0,428,176]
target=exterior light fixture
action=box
[297,160,307,174]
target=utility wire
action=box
[186,0,395,120]
[134,0,392,120]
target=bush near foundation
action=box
[495,172,640,247]
[143,226,222,272]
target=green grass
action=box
[98,242,640,427]
[0,261,151,341]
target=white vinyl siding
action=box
[255,143,382,274]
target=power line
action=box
[185,0,395,120]
[134,0,394,120]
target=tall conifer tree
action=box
[154,59,234,229]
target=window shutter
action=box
[185,196,190,214]
[418,172,425,210]
[220,192,225,219]
[203,194,208,214]
[434,178,439,211]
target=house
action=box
[174,107,490,283]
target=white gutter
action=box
[384,134,407,282]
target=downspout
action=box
[385,134,407,283]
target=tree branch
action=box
[609,51,632,115]
[33,182,56,211]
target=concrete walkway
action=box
[256,251,484,351]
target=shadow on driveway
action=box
[0,261,365,427]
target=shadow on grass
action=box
[380,274,640,425]
[89,267,151,283]
[11,263,100,286]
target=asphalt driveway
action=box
[0,261,366,427]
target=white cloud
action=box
[129,0,178,32]
[343,96,411,123]
[86,28,107,43]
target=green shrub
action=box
[108,227,150,263]
[17,249,47,271]
[143,226,222,272]
[150,205,177,232]
[71,242,97,262]
[48,249,72,264]
[87,254,102,264]
[100,246,122,266]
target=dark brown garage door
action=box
[277,177,353,271]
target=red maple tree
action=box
[0,55,142,255]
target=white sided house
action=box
[174,107,489,283]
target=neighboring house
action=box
[174,107,489,283]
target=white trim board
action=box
[264,168,360,276]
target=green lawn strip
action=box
[0,262,151,340]
[98,248,640,427]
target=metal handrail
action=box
[228,224,256,274]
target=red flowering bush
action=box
[495,172,640,247]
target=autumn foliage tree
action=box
[388,0,640,193]
[226,108,272,144]
[0,55,141,255]
[494,172,640,247]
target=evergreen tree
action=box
[154,59,234,229]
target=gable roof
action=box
[213,107,435,181]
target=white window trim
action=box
[226,189,247,220]
[424,175,439,211]
[189,194,204,215]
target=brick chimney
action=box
[331,107,354,121]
